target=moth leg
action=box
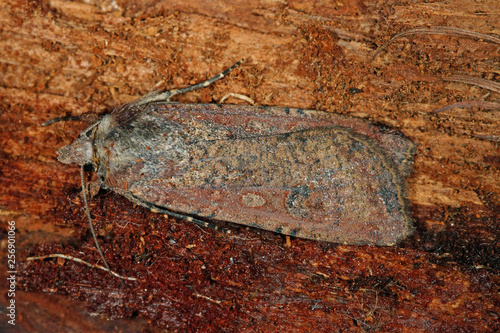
[219,92,255,105]
[41,115,84,126]
[130,195,231,234]
[166,211,231,234]
[41,112,101,127]
[136,59,244,105]
[88,180,102,199]
[156,209,232,234]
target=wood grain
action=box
[1,0,498,331]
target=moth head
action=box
[57,124,97,169]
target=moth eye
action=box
[83,163,95,172]
[78,129,93,139]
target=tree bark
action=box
[1,0,498,331]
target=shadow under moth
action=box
[53,60,415,277]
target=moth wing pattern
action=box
[93,102,415,246]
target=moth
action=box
[57,61,415,247]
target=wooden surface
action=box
[0,0,499,331]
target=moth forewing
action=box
[56,61,415,249]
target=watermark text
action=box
[6,220,16,326]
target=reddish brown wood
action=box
[1,0,498,331]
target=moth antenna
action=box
[80,165,112,274]
[137,59,244,105]
[26,169,139,281]
[41,115,84,126]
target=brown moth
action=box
[57,61,415,246]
